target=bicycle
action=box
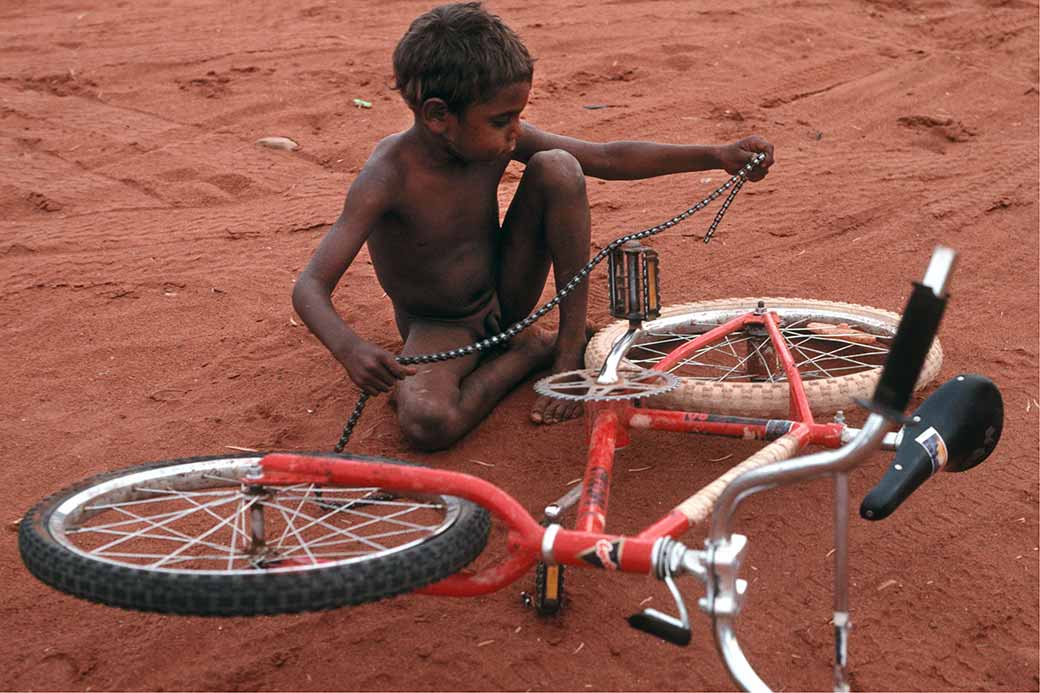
[19,240,1003,691]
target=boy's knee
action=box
[527,149,586,197]
[398,405,465,452]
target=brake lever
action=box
[628,572,692,646]
[627,538,711,646]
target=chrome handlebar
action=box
[634,246,958,692]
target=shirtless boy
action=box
[292,2,774,451]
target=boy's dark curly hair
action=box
[393,2,534,114]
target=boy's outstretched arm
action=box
[292,166,416,394]
[514,123,774,182]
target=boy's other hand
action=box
[341,341,417,395]
[720,135,774,182]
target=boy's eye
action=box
[491,118,510,128]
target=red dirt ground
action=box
[2,1,1038,691]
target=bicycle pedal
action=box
[533,562,565,616]
[627,609,692,646]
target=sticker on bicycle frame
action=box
[579,538,622,570]
[914,426,948,474]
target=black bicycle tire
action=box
[19,453,491,617]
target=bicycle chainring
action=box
[533,367,679,402]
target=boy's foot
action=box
[530,356,585,425]
[530,324,597,425]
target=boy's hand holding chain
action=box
[334,153,767,452]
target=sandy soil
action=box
[2,0,1038,690]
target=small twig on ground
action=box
[225,445,259,452]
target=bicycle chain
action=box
[333,153,765,452]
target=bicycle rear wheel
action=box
[19,453,490,616]
[585,297,943,417]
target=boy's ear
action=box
[420,98,455,134]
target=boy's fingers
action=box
[745,141,773,181]
[384,356,416,379]
[376,365,400,389]
[393,362,418,378]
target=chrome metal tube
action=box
[714,621,771,693]
[841,427,902,449]
[833,472,851,693]
[710,413,891,543]
[833,472,849,616]
[544,483,585,520]
[597,325,640,384]
[708,415,890,691]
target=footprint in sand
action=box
[897,114,978,143]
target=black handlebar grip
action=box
[872,282,947,415]
[861,374,1003,520]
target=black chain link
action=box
[333,154,765,452]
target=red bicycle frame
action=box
[256,308,844,597]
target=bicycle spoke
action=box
[151,498,256,568]
[624,315,894,385]
[261,499,440,554]
[79,526,239,557]
[37,453,482,586]
[86,494,243,556]
[786,340,888,377]
[746,338,779,383]
[270,483,320,552]
[274,525,440,560]
[272,502,319,564]
[639,334,756,379]
[149,484,257,548]
[228,495,245,569]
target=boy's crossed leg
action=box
[498,149,592,425]
[394,149,593,450]
[393,300,555,451]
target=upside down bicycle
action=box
[19,158,1004,691]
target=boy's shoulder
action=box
[355,128,452,196]
[361,132,407,176]
[348,132,412,197]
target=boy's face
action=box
[446,81,530,162]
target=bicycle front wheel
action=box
[585,297,943,417]
[20,453,490,616]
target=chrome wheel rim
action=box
[48,457,461,575]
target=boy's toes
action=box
[530,394,550,424]
[531,396,582,425]
[553,399,582,423]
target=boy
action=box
[292,2,774,451]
